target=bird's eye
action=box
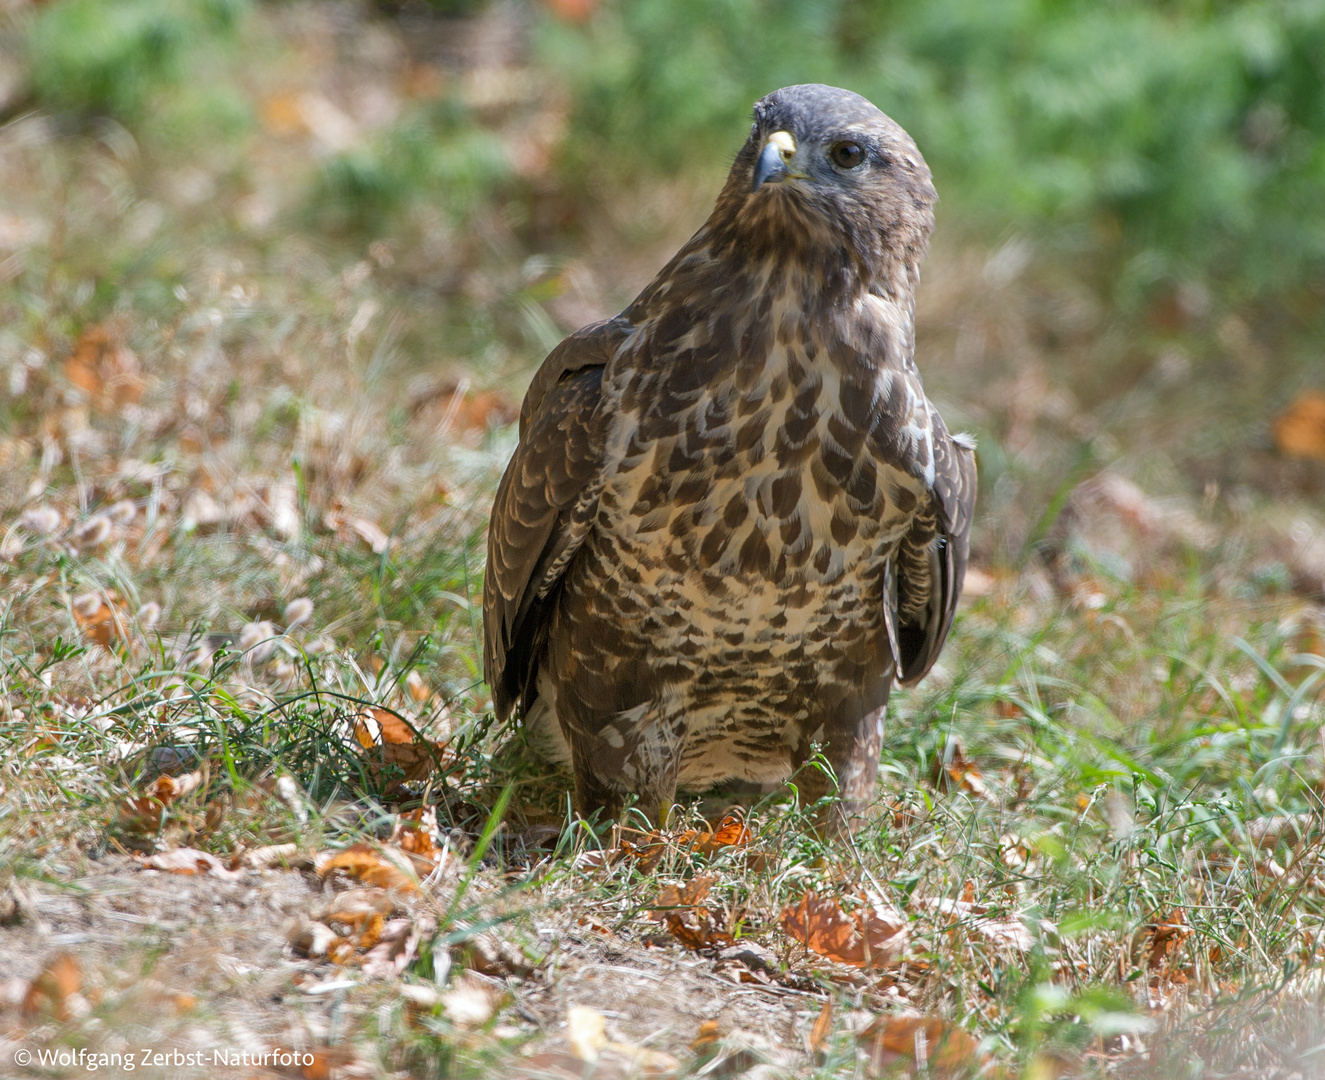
[829,142,865,169]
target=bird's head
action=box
[710,84,937,301]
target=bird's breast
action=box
[583,332,925,658]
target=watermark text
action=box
[12,1046,318,1071]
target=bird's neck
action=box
[620,224,920,386]
[699,180,929,308]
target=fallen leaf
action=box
[360,915,435,979]
[858,1014,982,1078]
[1146,909,1192,971]
[349,517,390,554]
[888,798,927,829]
[692,1020,723,1057]
[679,812,755,855]
[962,566,996,597]
[146,770,203,806]
[708,812,754,845]
[136,848,243,881]
[655,876,713,909]
[1044,472,1215,595]
[299,1051,333,1080]
[603,1042,680,1076]
[1147,972,1191,1012]
[564,1005,678,1075]
[329,911,386,964]
[568,1005,608,1062]
[71,590,125,647]
[457,931,535,977]
[449,387,517,434]
[321,887,393,931]
[352,705,413,746]
[611,814,753,875]
[931,738,990,800]
[21,953,83,1020]
[317,842,417,892]
[443,971,504,1028]
[614,833,668,874]
[572,849,611,872]
[335,911,384,959]
[306,888,425,972]
[715,942,782,984]
[402,63,446,102]
[544,0,597,24]
[290,921,339,959]
[322,504,391,554]
[64,324,143,410]
[390,806,443,866]
[661,916,727,951]
[650,875,735,951]
[116,795,167,836]
[398,983,441,1010]
[236,842,301,870]
[409,377,517,435]
[1273,391,1325,461]
[780,891,908,969]
[260,92,306,136]
[808,998,834,1055]
[405,669,432,702]
[686,1022,768,1075]
[352,706,444,790]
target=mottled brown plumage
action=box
[484,84,976,828]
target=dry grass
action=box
[2,3,1325,1079]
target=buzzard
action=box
[484,84,976,829]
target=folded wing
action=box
[483,319,628,719]
[891,415,977,687]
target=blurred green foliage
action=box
[19,0,511,234]
[27,0,249,125]
[311,102,513,234]
[16,0,1325,300]
[539,0,1325,299]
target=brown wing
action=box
[892,414,977,687]
[483,318,629,720]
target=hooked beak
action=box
[752,130,800,191]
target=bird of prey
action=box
[484,84,976,829]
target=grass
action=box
[2,2,1325,1078]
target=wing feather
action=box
[894,414,977,687]
[483,319,629,719]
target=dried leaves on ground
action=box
[780,891,909,969]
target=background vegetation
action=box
[547,0,1325,297]
[2,0,1324,1077]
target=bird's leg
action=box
[566,698,683,828]
[793,703,886,836]
[629,714,684,829]
[630,772,680,831]
[569,738,623,826]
